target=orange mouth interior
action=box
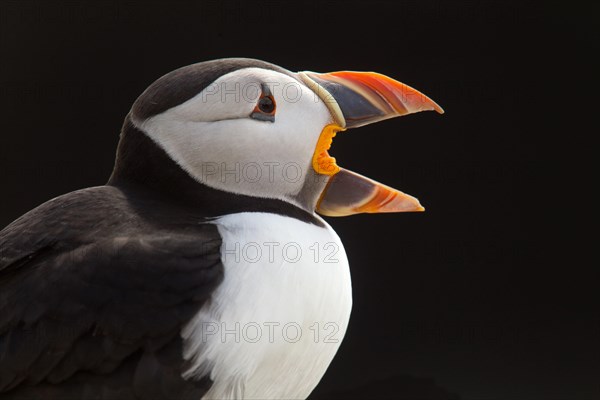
[312,124,344,175]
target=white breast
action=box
[181,212,352,400]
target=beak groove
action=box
[317,168,425,216]
[300,70,443,129]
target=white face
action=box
[133,68,334,209]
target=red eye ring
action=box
[250,84,276,122]
[253,93,276,116]
[257,96,275,114]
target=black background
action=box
[0,1,596,399]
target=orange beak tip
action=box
[426,98,444,114]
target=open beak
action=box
[298,70,443,217]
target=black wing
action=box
[0,187,223,399]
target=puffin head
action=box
[110,58,443,216]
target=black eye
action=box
[258,96,275,113]
[250,84,276,122]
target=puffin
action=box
[0,58,443,399]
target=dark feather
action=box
[0,186,223,399]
